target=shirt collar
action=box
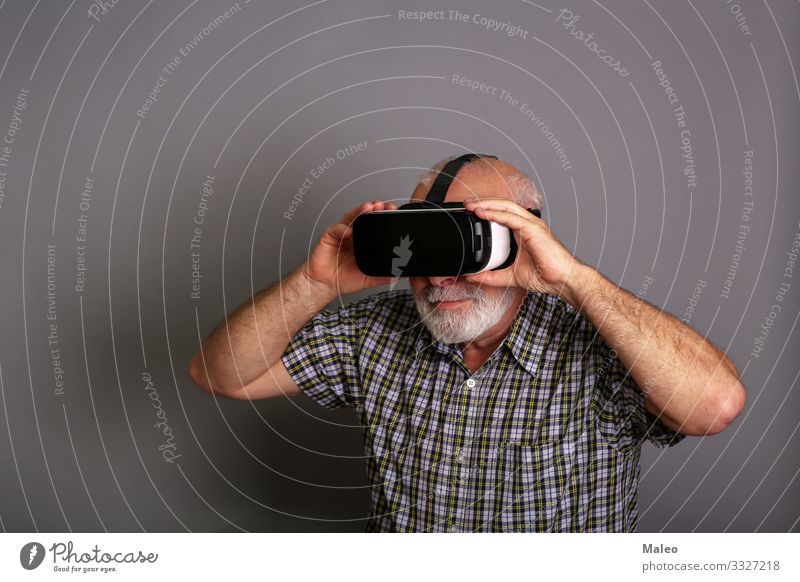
[412,290,555,377]
[412,322,457,357]
[501,291,550,377]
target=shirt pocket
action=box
[490,440,572,532]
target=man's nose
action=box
[428,276,458,287]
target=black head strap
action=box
[423,153,542,218]
[424,153,497,206]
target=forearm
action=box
[563,266,745,435]
[189,263,335,393]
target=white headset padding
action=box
[476,221,512,273]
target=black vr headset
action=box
[353,153,542,277]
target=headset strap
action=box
[419,153,542,218]
[424,153,497,206]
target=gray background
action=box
[0,0,798,532]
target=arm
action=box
[188,200,397,400]
[463,197,746,436]
[188,264,335,400]
[562,266,746,436]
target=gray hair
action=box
[416,155,543,209]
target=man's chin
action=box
[423,313,483,344]
[426,326,478,345]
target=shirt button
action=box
[466,378,476,388]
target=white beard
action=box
[414,284,517,344]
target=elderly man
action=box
[188,153,745,532]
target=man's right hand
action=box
[190,199,401,400]
[303,200,399,297]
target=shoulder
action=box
[525,291,596,341]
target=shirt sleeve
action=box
[589,331,687,452]
[280,294,377,410]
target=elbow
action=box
[705,380,747,435]
[189,350,230,396]
[188,351,213,394]
[188,351,248,399]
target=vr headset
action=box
[353,153,542,277]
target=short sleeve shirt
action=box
[281,289,686,532]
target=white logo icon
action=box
[390,235,413,290]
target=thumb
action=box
[325,222,351,244]
[369,276,396,286]
[464,270,506,287]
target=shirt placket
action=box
[445,351,499,533]
[442,365,467,533]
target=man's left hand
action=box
[462,198,589,302]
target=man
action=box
[188,154,746,532]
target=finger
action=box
[468,206,536,235]
[340,201,373,226]
[327,222,351,241]
[463,269,513,288]
[463,197,513,205]
[332,219,360,243]
[464,198,532,221]
[372,275,397,286]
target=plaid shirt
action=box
[281,288,686,532]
